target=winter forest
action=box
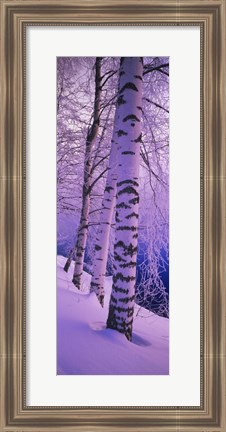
[57,57,169,375]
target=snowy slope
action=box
[57,256,169,375]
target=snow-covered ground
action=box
[57,255,169,375]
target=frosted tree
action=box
[60,58,119,285]
[90,57,169,312]
[71,57,102,288]
[57,56,169,326]
[135,58,169,317]
[90,109,118,306]
[106,57,143,341]
[57,58,84,216]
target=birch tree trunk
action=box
[90,120,118,306]
[72,57,102,289]
[106,57,143,341]
[64,248,75,272]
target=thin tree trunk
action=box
[90,118,118,306]
[64,248,75,272]
[72,57,102,289]
[106,57,143,341]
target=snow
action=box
[57,255,169,375]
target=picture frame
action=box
[0,0,225,431]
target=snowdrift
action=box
[57,256,169,375]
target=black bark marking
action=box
[114,251,126,263]
[114,272,136,283]
[64,259,72,273]
[115,211,120,223]
[116,202,131,210]
[134,74,142,81]
[110,295,118,304]
[115,241,137,256]
[117,95,126,105]
[119,82,138,94]
[117,179,139,188]
[105,185,114,193]
[117,226,137,232]
[119,295,135,304]
[124,245,138,257]
[99,295,104,307]
[95,244,102,251]
[72,273,83,288]
[112,284,129,294]
[125,212,139,219]
[77,247,85,252]
[129,197,139,205]
[123,114,140,123]
[117,129,128,137]
[120,261,137,269]
[108,303,134,315]
[121,151,135,155]
[81,224,89,230]
[132,133,142,143]
[90,282,99,287]
[118,186,139,196]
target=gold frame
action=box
[0,0,225,430]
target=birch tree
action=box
[90,111,118,306]
[106,57,143,341]
[57,56,169,320]
[72,57,102,289]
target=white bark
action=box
[106,57,143,341]
[72,58,102,289]
[90,119,118,306]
